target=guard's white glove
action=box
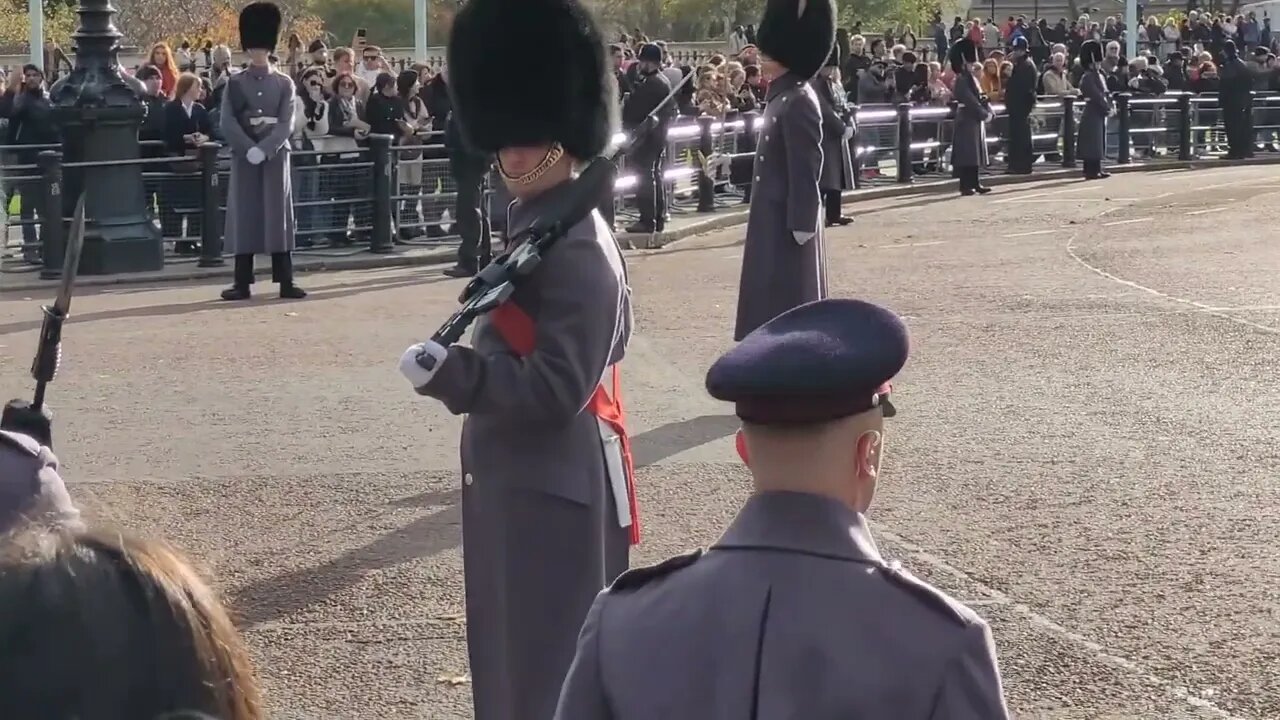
[246,146,266,165]
[793,231,814,246]
[399,340,449,388]
[842,125,854,141]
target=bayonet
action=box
[30,194,86,410]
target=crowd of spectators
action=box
[840,9,1280,107]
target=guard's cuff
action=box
[793,230,814,246]
[399,341,449,389]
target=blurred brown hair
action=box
[0,526,262,720]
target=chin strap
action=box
[497,143,565,186]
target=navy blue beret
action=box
[706,299,909,425]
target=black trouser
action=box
[233,252,296,289]
[453,169,491,271]
[1222,98,1252,156]
[1083,159,1107,177]
[822,189,844,223]
[1006,111,1034,172]
[633,149,666,230]
[956,166,982,191]
[161,169,203,242]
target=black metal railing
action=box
[2,90,1276,276]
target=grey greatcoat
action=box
[1077,69,1112,162]
[220,64,297,255]
[418,181,633,720]
[811,75,855,192]
[951,71,991,168]
[555,491,1011,720]
[734,72,827,341]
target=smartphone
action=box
[354,28,367,48]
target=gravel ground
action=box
[0,164,1276,719]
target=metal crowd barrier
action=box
[2,90,1277,274]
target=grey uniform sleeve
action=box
[220,80,256,155]
[1083,73,1111,114]
[0,435,80,532]
[928,621,1011,720]
[553,594,613,720]
[781,92,822,235]
[260,76,298,159]
[420,232,621,424]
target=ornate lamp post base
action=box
[50,0,164,274]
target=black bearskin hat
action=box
[824,45,840,68]
[447,0,617,160]
[757,0,836,79]
[949,37,977,73]
[1080,39,1103,69]
[239,2,281,52]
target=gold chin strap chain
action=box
[498,143,566,185]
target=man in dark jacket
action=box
[622,43,674,234]
[1004,36,1038,174]
[441,110,494,278]
[1218,40,1255,159]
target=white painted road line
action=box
[878,526,1248,720]
[1186,207,1228,216]
[1003,228,1059,238]
[1065,230,1280,336]
[1102,217,1154,226]
[877,240,948,249]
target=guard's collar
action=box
[713,491,883,564]
[765,72,806,101]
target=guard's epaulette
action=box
[881,561,979,628]
[0,429,40,457]
[608,549,703,593]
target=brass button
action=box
[464,473,474,486]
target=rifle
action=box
[2,194,85,447]
[31,194,86,410]
[416,72,691,371]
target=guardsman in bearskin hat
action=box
[949,37,994,195]
[733,0,836,342]
[555,299,1011,718]
[812,46,855,227]
[219,2,307,301]
[394,0,635,717]
[1077,39,1114,180]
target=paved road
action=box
[1,164,1277,719]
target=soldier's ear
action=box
[735,428,750,466]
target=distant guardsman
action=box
[1004,35,1038,175]
[733,0,836,341]
[219,2,307,301]
[1217,40,1254,160]
[621,42,675,235]
[811,46,855,227]
[555,298,1011,720]
[949,37,993,195]
[394,0,635,718]
[1077,40,1114,180]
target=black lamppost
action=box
[49,0,163,274]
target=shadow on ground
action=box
[229,414,738,627]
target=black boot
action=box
[272,252,308,299]
[973,167,992,194]
[959,166,975,196]
[220,254,254,301]
[442,263,477,278]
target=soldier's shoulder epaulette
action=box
[608,549,703,593]
[0,429,40,457]
[881,561,980,628]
